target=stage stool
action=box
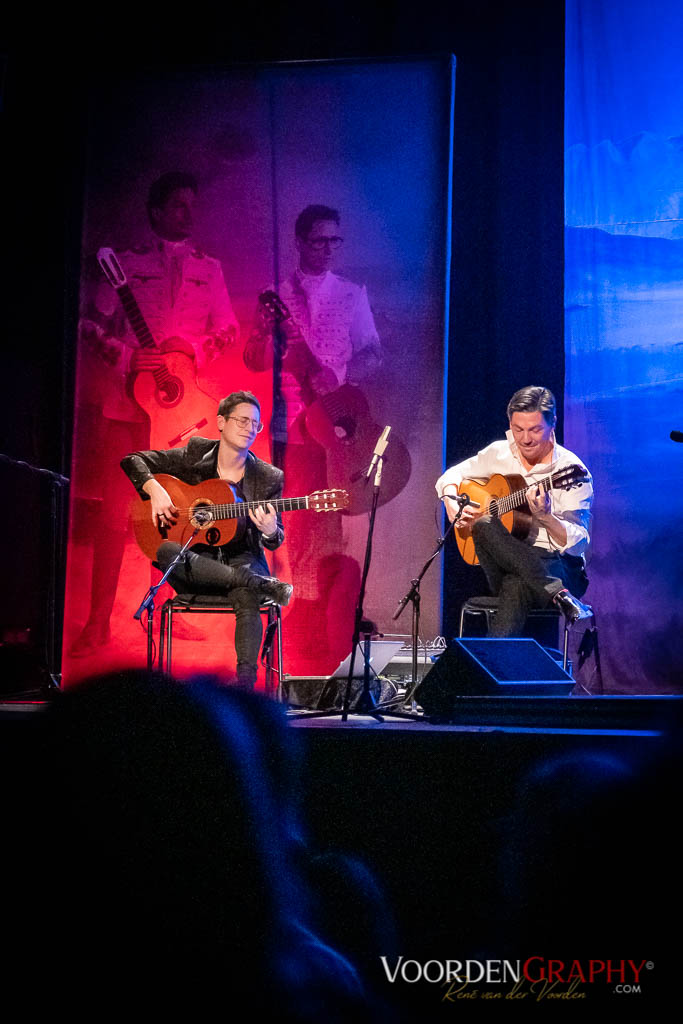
[458,595,600,684]
[156,593,283,697]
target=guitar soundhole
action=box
[334,415,356,441]
[156,377,184,408]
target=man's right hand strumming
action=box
[142,478,178,528]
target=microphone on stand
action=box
[366,425,392,479]
[443,493,481,509]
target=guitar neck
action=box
[491,474,552,517]
[199,495,310,521]
[116,284,157,350]
[116,284,180,391]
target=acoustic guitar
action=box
[131,474,349,561]
[453,465,588,565]
[97,247,219,449]
[258,290,412,515]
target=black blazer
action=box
[121,437,285,566]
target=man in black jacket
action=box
[121,390,292,688]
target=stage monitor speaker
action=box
[414,638,573,718]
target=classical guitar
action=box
[258,290,412,515]
[97,247,219,450]
[131,474,350,561]
[454,465,588,565]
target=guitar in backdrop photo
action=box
[97,247,219,450]
[258,290,412,514]
[454,465,589,565]
[131,475,349,560]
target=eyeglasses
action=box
[228,415,263,433]
[305,235,344,251]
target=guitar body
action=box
[455,473,532,566]
[305,384,412,515]
[132,475,239,560]
[96,250,219,450]
[132,343,219,450]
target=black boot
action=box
[252,575,293,607]
[553,589,592,624]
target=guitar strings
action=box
[160,495,345,520]
[476,469,584,518]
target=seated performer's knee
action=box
[156,541,182,569]
[471,515,495,539]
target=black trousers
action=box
[472,517,588,637]
[156,543,267,671]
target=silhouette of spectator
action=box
[496,744,676,955]
[47,670,386,1017]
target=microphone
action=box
[671,431,683,443]
[366,425,391,479]
[443,493,481,509]
[192,508,213,526]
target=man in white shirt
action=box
[244,206,382,668]
[435,386,593,637]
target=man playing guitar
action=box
[436,386,593,636]
[121,391,292,689]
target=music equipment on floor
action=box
[258,290,412,514]
[454,465,588,565]
[130,474,349,560]
[414,637,574,720]
[97,247,218,449]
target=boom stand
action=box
[339,453,385,721]
[391,506,464,710]
[134,530,199,670]
[288,451,395,722]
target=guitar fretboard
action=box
[191,495,310,521]
[489,475,553,518]
[116,284,178,393]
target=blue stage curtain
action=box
[565,0,683,692]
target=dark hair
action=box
[507,386,556,426]
[218,390,261,419]
[295,204,340,240]
[147,172,198,219]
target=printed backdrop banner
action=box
[62,59,453,687]
[565,0,683,692]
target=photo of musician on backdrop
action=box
[61,59,450,687]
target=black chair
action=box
[157,593,283,697]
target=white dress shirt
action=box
[435,430,593,559]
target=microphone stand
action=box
[389,494,474,713]
[0,453,69,695]
[134,529,199,670]
[340,452,386,721]
[288,431,407,722]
